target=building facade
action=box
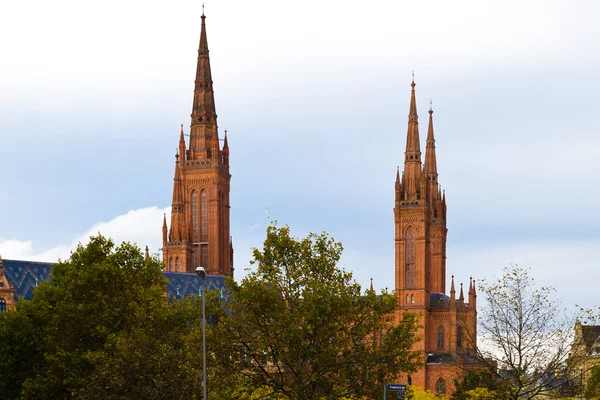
[393,81,478,395]
[162,12,233,277]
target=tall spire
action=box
[405,79,421,159]
[189,11,219,159]
[400,79,422,200]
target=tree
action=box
[210,225,420,399]
[452,371,509,400]
[0,235,205,399]
[471,265,573,400]
[585,365,600,399]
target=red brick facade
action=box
[162,13,233,277]
[393,82,478,396]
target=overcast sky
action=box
[1,0,599,312]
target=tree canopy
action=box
[0,235,204,399]
[472,265,573,400]
[209,225,420,399]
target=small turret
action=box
[470,279,477,309]
[459,282,464,303]
[450,275,456,306]
[370,277,374,292]
[178,125,186,161]
[223,130,230,166]
[162,213,168,244]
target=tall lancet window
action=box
[201,190,208,268]
[192,191,199,240]
[405,227,415,288]
[437,325,445,349]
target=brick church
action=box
[0,10,478,397]
[393,80,479,395]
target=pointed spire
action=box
[424,102,438,176]
[370,277,374,292]
[169,154,184,242]
[178,124,186,161]
[401,79,422,200]
[395,166,400,184]
[189,11,219,158]
[145,245,150,260]
[162,213,168,243]
[450,275,456,305]
[459,282,464,302]
[405,80,421,157]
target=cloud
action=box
[0,206,170,263]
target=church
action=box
[0,10,478,396]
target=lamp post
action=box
[195,266,208,399]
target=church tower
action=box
[394,80,477,396]
[394,79,447,309]
[162,12,233,277]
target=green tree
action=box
[585,365,600,399]
[0,235,205,399]
[452,371,509,400]
[210,225,420,400]
[470,265,573,400]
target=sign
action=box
[387,384,407,391]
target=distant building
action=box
[0,255,225,309]
[393,81,479,395]
[569,321,600,390]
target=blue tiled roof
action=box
[2,259,226,302]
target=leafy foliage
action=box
[209,225,420,400]
[0,235,204,399]
[586,365,600,399]
[474,265,573,400]
[452,371,509,400]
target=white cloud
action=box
[0,206,170,263]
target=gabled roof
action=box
[581,325,600,353]
[2,259,226,302]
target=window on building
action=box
[169,257,173,271]
[405,227,415,288]
[435,378,446,395]
[457,326,463,348]
[175,257,180,272]
[0,298,6,313]
[200,190,208,242]
[191,190,198,240]
[411,294,415,304]
[406,294,410,304]
[437,325,445,349]
[408,376,413,385]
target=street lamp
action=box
[195,266,208,399]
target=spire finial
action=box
[412,70,415,83]
[370,277,374,292]
[202,2,205,16]
[429,99,433,113]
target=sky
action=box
[1,0,600,312]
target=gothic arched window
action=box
[457,326,463,348]
[407,376,413,385]
[175,257,180,272]
[169,257,173,271]
[437,325,445,349]
[411,294,415,304]
[191,190,199,241]
[405,227,415,288]
[406,294,410,304]
[201,190,208,268]
[201,190,208,241]
[0,298,6,313]
[435,378,446,395]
